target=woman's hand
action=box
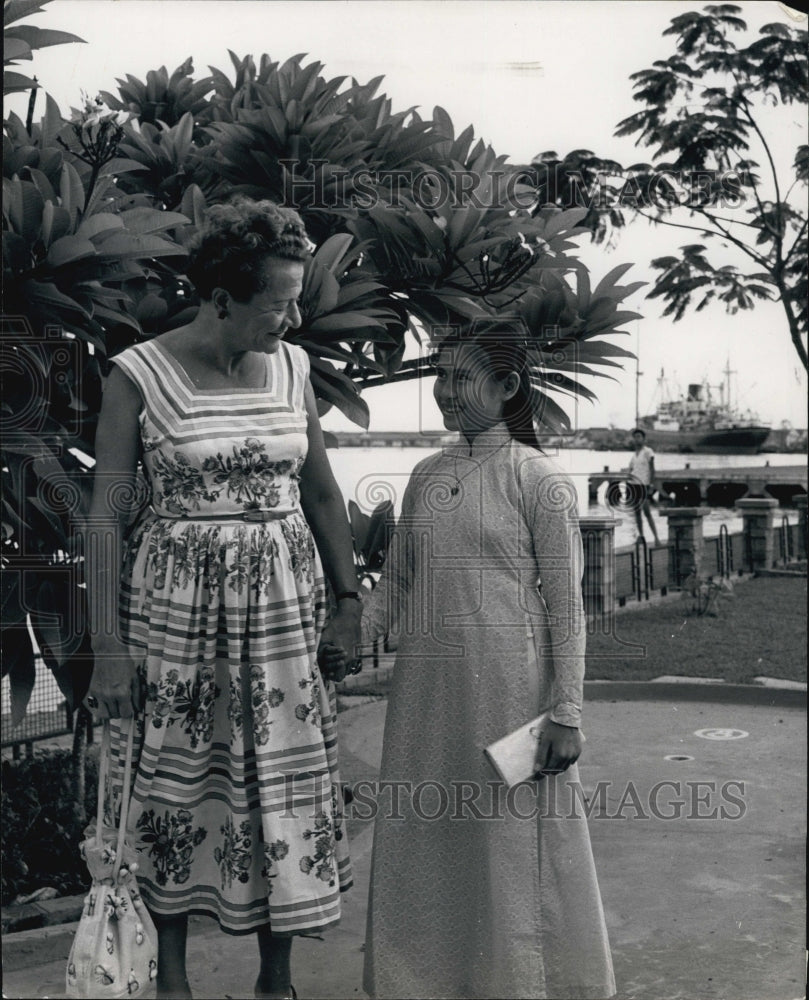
[86,637,143,719]
[533,719,583,779]
[317,642,348,682]
[318,603,362,683]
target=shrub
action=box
[1,745,100,905]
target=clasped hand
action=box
[533,719,582,779]
[317,605,362,683]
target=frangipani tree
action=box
[3,1,641,723]
[3,2,192,725]
[99,50,641,426]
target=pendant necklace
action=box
[450,439,510,496]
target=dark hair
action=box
[186,196,310,301]
[632,428,646,438]
[432,318,542,451]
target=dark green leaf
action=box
[7,177,43,244]
[2,627,36,725]
[312,233,355,274]
[4,1,48,28]
[76,213,124,241]
[308,356,369,429]
[3,37,32,62]
[3,70,36,92]
[59,161,85,220]
[30,576,84,670]
[4,25,85,50]
[180,183,207,226]
[93,231,187,259]
[24,281,90,320]
[46,235,97,268]
[117,207,190,234]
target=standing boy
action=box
[628,428,660,545]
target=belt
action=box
[167,509,296,522]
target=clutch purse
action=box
[484,712,585,787]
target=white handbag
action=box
[66,718,159,997]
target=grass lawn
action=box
[586,575,807,684]
[343,575,807,696]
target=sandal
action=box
[254,985,297,1000]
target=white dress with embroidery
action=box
[361,424,615,999]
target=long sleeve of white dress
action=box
[519,455,586,728]
[360,474,417,647]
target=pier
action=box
[588,464,808,507]
[332,430,450,448]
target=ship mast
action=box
[634,328,642,427]
[724,358,736,412]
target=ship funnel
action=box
[687,383,703,401]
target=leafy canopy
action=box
[612,4,807,368]
[3,1,642,721]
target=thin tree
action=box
[614,4,807,369]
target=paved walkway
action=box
[3,687,805,1000]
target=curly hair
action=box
[186,196,311,301]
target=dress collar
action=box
[445,421,513,458]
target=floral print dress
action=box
[105,338,351,936]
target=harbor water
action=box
[327,445,802,549]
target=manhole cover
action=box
[693,728,749,741]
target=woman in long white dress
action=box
[355,325,615,999]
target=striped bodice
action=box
[112,339,310,518]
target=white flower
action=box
[75,92,129,128]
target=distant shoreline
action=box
[329,428,808,453]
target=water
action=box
[328,446,802,549]
[4,447,800,722]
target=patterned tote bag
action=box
[66,718,159,998]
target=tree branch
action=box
[690,206,773,269]
[784,217,808,266]
[737,100,789,281]
[784,304,808,370]
[740,101,783,210]
[25,80,38,134]
[634,206,771,270]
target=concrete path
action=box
[3,690,805,1000]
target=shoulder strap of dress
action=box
[278,341,310,413]
[111,340,180,407]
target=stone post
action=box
[578,516,618,631]
[735,497,779,571]
[660,507,707,586]
[795,494,808,560]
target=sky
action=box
[8,0,808,432]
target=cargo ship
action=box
[638,368,771,454]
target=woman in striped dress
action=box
[84,198,362,1000]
